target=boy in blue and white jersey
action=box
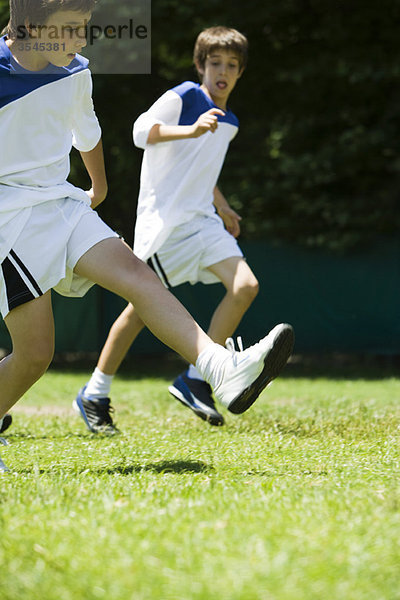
[0,5,294,468]
[76,27,293,433]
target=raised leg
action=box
[74,238,212,365]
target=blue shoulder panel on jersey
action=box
[0,36,89,110]
[172,81,239,128]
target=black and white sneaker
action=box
[169,370,224,426]
[0,414,12,434]
[73,385,120,435]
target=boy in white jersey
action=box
[0,5,294,470]
[75,27,291,433]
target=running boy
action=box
[75,26,289,433]
[0,4,294,470]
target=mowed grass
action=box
[1,359,400,600]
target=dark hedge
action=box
[1,0,399,250]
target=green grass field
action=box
[1,358,400,600]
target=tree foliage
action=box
[1,0,399,250]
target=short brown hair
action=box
[193,26,248,77]
[4,0,97,39]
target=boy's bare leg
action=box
[97,303,144,375]
[87,256,258,377]
[0,292,54,419]
[74,238,212,365]
[206,257,259,345]
[74,240,293,426]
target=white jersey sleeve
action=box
[0,36,102,264]
[72,69,102,152]
[133,90,182,149]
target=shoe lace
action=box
[98,401,115,425]
[225,336,244,354]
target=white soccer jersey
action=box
[0,36,101,265]
[132,81,239,261]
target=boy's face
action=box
[28,9,91,67]
[197,49,243,108]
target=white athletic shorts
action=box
[147,215,243,288]
[0,197,117,319]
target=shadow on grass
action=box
[7,433,97,441]
[14,459,213,476]
[143,459,212,474]
[243,468,330,478]
[91,459,213,476]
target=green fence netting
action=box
[1,238,399,356]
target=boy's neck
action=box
[6,38,50,72]
[200,83,228,111]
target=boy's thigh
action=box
[206,256,257,291]
[74,236,148,297]
[3,290,54,350]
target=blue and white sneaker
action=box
[73,385,120,435]
[169,371,224,426]
[0,437,9,473]
[0,414,12,434]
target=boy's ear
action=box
[194,60,204,76]
[24,18,38,38]
[237,66,245,79]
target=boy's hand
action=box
[86,186,107,209]
[191,108,225,137]
[147,109,225,143]
[80,140,108,208]
[217,205,242,238]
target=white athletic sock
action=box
[0,418,3,431]
[85,367,114,399]
[187,364,204,381]
[195,343,230,392]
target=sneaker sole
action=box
[73,398,97,433]
[168,386,224,427]
[228,324,295,414]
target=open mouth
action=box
[216,81,227,90]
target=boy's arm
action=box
[147,108,225,144]
[79,139,108,209]
[213,186,242,238]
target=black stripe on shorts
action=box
[10,249,43,295]
[1,251,43,313]
[147,254,171,288]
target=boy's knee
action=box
[249,277,260,298]
[236,276,259,305]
